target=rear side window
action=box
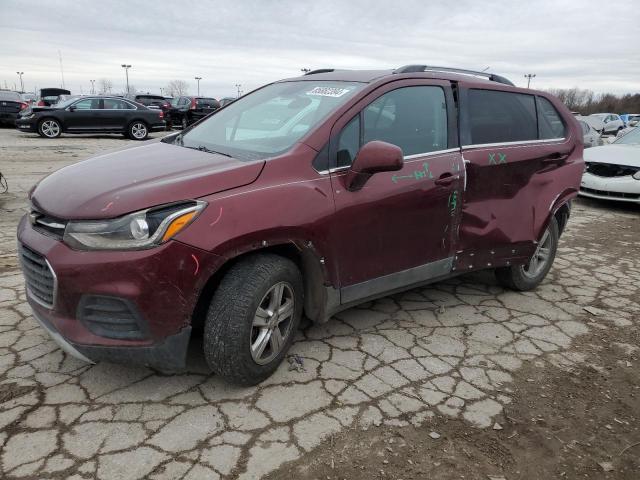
[362,86,447,156]
[196,98,219,108]
[466,90,537,145]
[537,97,566,139]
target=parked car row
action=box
[16,96,166,140]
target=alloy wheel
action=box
[250,282,295,365]
[521,227,552,279]
[41,120,60,138]
[131,123,147,139]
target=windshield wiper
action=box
[193,145,232,157]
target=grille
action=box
[30,209,66,240]
[585,162,640,178]
[19,245,56,308]
[77,295,147,340]
[580,186,640,200]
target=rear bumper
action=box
[150,123,166,132]
[0,112,19,124]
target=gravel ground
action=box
[0,127,638,479]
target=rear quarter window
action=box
[466,89,537,145]
[537,97,567,139]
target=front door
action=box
[327,80,463,303]
[64,98,102,131]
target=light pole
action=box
[524,73,536,88]
[121,64,132,94]
[160,87,164,96]
[195,76,202,96]
[90,79,95,94]
[16,72,24,92]
[300,68,310,74]
[235,83,242,98]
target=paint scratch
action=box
[210,207,223,227]
[101,201,114,212]
[191,254,200,276]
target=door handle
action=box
[434,174,457,186]
[541,149,572,165]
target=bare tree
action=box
[98,78,113,94]
[166,80,189,97]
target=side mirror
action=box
[344,141,403,191]
[68,105,76,112]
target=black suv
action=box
[169,96,220,129]
[16,96,165,140]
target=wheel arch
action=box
[190,241,335,331]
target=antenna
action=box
[58,50,66,89]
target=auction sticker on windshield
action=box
[306,86,352,97]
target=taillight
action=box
[37,100,45,106]
[159,111,164,119]
[19,102,28,110]
[190,98,196,110]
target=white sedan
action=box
[580,127,640,203]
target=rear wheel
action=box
[203,254,303,385]
[181,116,188,129]
[128,121,148,140]
[38,119,61,138]
[495,217,559,291]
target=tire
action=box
[127,121,148,140]
[495,217,559,291]
[203,254,303,385]
[181,116,188,130]
[38,118,62,138]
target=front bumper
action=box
[15,117,37,132]
[579,172,640,203]
[17,214,223,370]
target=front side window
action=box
[178,81,363,160]
[466,89,537,145]
[73,99,100,110]
[537,97,567,139]
[362,86,447,156]
[337,115,361,168]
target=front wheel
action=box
[128,121,148,140]
[495,217,559,291]
[203,254,303,385]
[38,119,62,138]
[181,116,188,130]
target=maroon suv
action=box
[18,66,583,385]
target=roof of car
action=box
[282,66,515,87]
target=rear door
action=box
[101,98,136,130]
[457,87,574,269]
[327,80,463,301]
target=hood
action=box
[31,142,265,219]
[584,144,640,168]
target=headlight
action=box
[63,200,206,250]
[633,170,640,180]
[21,113,35,119]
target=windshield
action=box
[176,81,363,160]
[614,127,640,145]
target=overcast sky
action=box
[1,0,638,97]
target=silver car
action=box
[578,119,603,148]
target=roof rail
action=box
[394,65,515,86]
[303,69,335,76]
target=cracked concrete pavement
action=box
[0,128,639,479]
